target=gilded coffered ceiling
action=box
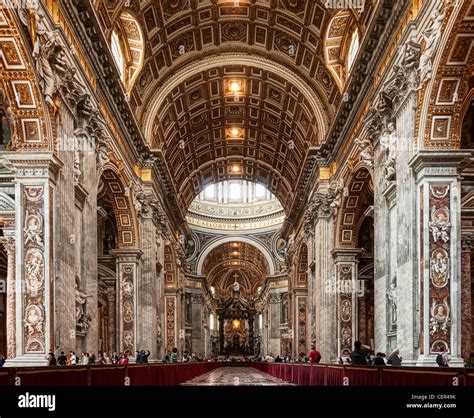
[92,0,373,214]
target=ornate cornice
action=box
[62,1,186,228]
[318,0,410,160]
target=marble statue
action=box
[73,151,81,184]
[418,1,447,86]
[20,4,58,108]
[379,122,397,179]
[355,137,374,168]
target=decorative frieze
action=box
[22,185,46,354]
[427,184,452,354]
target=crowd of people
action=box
[161,348,206,363]
[1,345,473,368]
[259,342,474,368]
[44,349,151,366]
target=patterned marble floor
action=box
[181,367,294,386]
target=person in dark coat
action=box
[349,341,370,365]
[57,351,67,366]
[387,348,402,366]
[373,352,386,366]
[140,350,150,363]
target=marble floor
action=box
[181,367,294,386]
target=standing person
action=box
[0,353,5,367]
[118,353,129,365]
[68,351,77,365]
[81,352,89,365]
[96,353,105,365]
[103,352,111,364]
[182,351,191,363]
[170,347,178,363]
[373,352,386,366]
[111,352,119,365]
[436,350,449,367]
[47,352,57,366]
[57,351,67,366]
[349,341,370,365]
[141,350,150,363]
[387,348,402,366]
[135,350,142,364]
[308,344,321,364]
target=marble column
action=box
[410,151,470,366]
[218,314,224,354]
[137,210,158,357]
[332,249,362,359]
[112,249,142,356]
[106,287,116,354]
[314,214,337,362]
[191,294,203,356]
[293,290,307,357]
[268,292,281,356]
[1,237,15,359]
[461,232,473,360]
[8,154,62,366]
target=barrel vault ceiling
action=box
[92,0,373,214]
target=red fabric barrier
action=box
[299,365,311,385]
[345,366,378,386]
[0,371,10,385]
[17,367,89,386]
[90,366,126,386]
[467,372,474,386]
[381,368,457,386]
[126,365,154,386]
[326,366,344,386]
[310,365,326,386]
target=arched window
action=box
[347,30,360,71]
[109,12,145,91]
[111,30,124,79]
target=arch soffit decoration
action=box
[0,8,51,151]
[294,241,308,288]
[335,167,373,249]
[418,0,474,149]
[196,235,276,276]
[203,241,270,277]
[99,167,139,249]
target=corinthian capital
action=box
[134,191,167,230]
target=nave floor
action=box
[181,367,294,386]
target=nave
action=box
[181,366,293,386]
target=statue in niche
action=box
[387,276,398,326]
[379,122,397,179]
[73,151,81,184]
[103,233,115,254]
[0,89,14,149]
[418,1,447,87]
[75,277,92,334]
